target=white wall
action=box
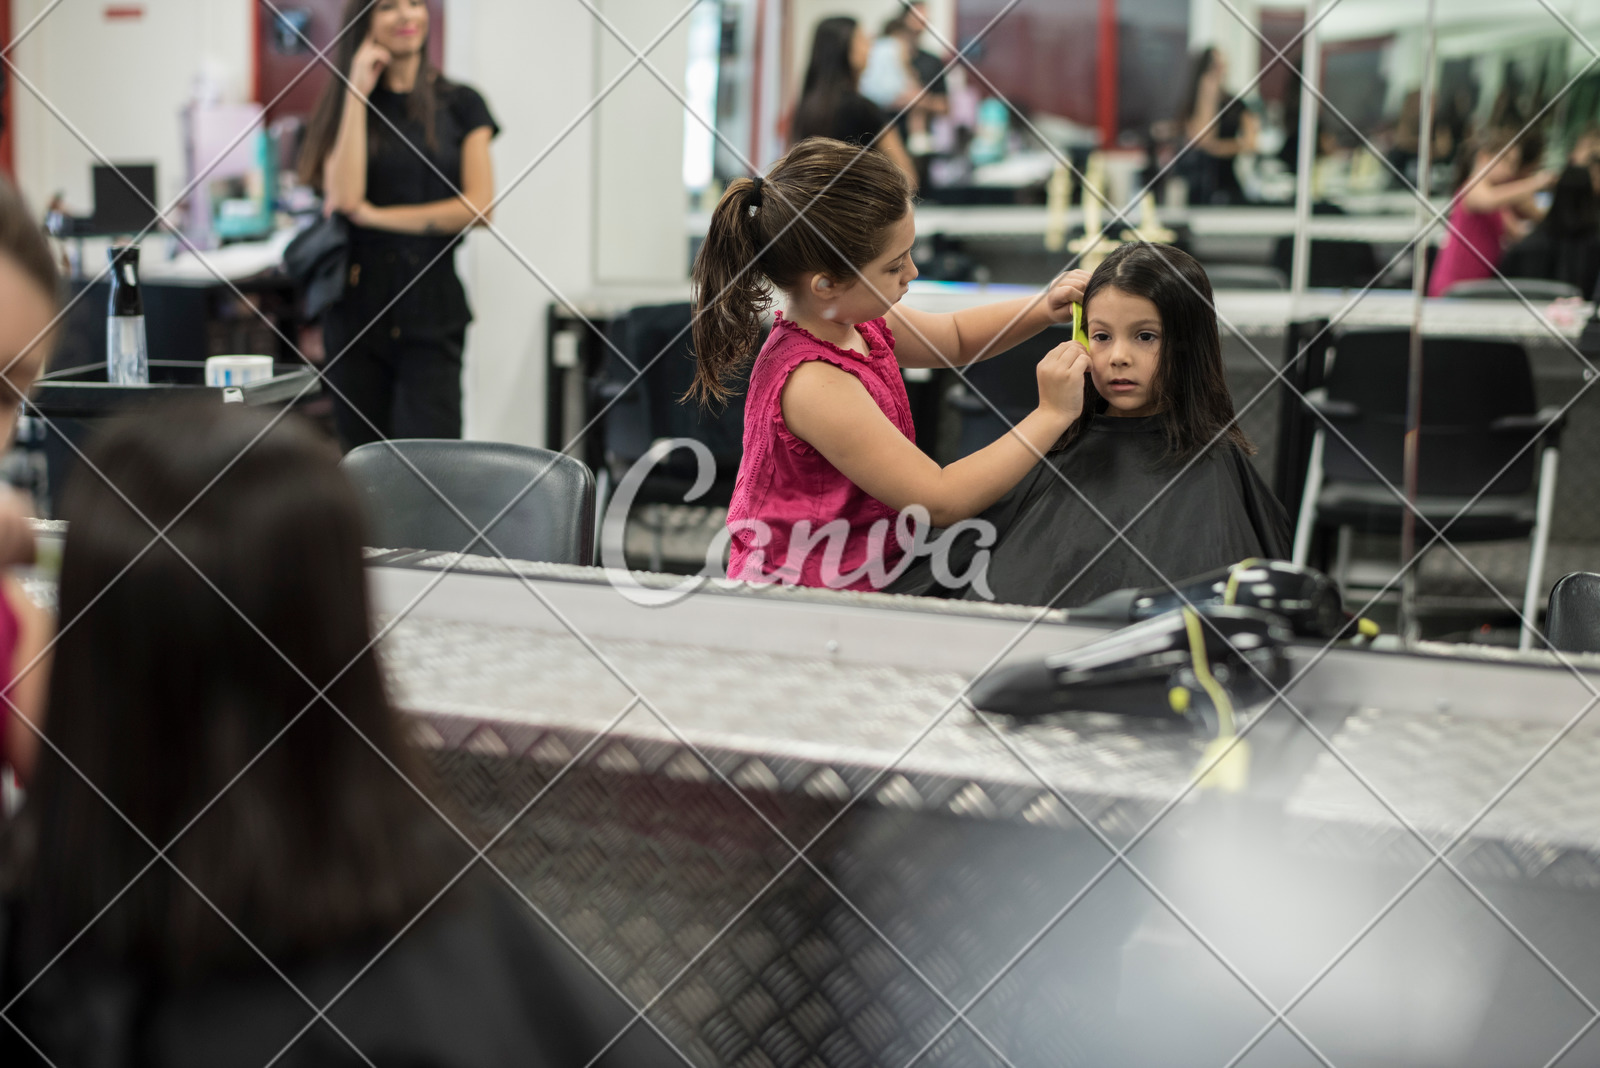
[1191,0,1261,88]
[11,0,250,216]
[448,0,600,445]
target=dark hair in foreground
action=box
[792,16,861,145]
[1067,242,1252,460]
[0,174,60,309]
[297,0,452,188]
[689,137,911,405]
[4,403,454,980]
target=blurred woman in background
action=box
[791,15,917,189]
[1179,46,1259,206]
[1501,164,1600,296]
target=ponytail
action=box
[689,177,771,406]
[688,137,912,407]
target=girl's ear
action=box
[810,273,837,298]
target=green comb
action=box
[1072,301,1089,348]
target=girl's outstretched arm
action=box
[890,269,1090,369]
[1460,169,1556,213]
[782,341,1091,528]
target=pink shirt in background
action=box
[1428,201,1507,297]
[726,314,918,590]
[0,589,19,774]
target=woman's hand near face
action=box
[1044,269,1093,323]
[350,35,393,97]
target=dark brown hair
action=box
[792,17,862,145]
[5,402,458,982]
[1452,127,1523,196]
[0,174,60,308]
[689,137,911,406]
[1063,242,1252,460]
[297,0,451,189]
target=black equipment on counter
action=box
[970,605,1293,733]
[106,244,147,385]
[1072,558,1350,639]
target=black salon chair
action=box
[589,302,749,568]
[1271,235,1384,290]
[1546,573,1600,654]
[947,323,1071,459]
[342,440,595,565]
[1289,330,1563,648]
[1443,277,1583,301]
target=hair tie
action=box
[746,176,765,217]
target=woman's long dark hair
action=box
[1180,46,1221,126]
[1062,242,1252,460]
[5,403,458,982]
[297,0,451,189]
[689,137,910,406]
[792,16,861,144]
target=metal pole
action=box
[1288,5,1323,307]
[1400,0,1439,643]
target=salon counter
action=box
[366,552,1600,1067]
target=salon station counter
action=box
[20,525,1600,1065]
[375,552,1600,1066]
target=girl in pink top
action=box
[690,137,1092,590]
[1429,130,1557,297]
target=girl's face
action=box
[825,208,919,324]
[1086,285,1162,418]
[1480,145,1522,185]
[370,0,428,56]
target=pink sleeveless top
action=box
[726,314,917,590]
[0,588,18,773]
[1428,202,1506,296]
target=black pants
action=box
[321,311,465,452]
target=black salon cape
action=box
[1,874,678,1068]
[893,415,1292,608]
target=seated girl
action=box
[924,242,1291,608]
[0,404,673,1066]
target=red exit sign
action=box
[103,5,145,20]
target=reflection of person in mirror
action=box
[1428,130,1558,297]
[297,0,500,451]
[791,16,919,190]
[894,244,1291,608]
[1179,47,1260,206]
[689,138,1093,591]
[1500,165,1600,297]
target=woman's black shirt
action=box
[339,79,499,339]
[794,90,892,149]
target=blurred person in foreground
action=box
[0,403,675,1066]
[0,174,59,792]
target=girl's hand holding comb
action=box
[1044,269,1093,323]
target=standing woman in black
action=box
[298,0,498,450]
[791,16,917,190]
